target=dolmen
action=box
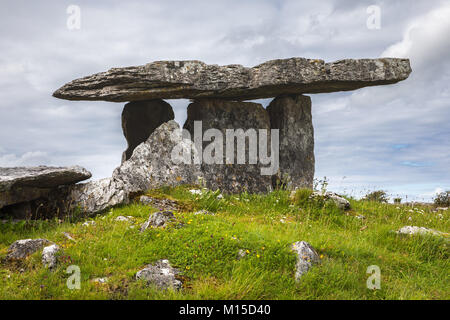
[1,57,411,218]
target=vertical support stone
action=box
[121,99,174,162]
[184,99,273,194]
[267,94,314,189]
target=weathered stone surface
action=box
[139,195,180,211]
[53,58,412,102]
[136,259,182,290]
[0,166,91,209]
[113,120,202,195]
[58,121,201,215]
[65,178,129,215]
[396,226,447,237]
[291,241,320,281]
[267,94,314,189]
[140,211,175,231]
[310,191,351,210]
[42,244,61,269]
[184,99,273,193]
[121,99,174,162]
[6,239,51,260]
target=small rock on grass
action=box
[42,244,61,269]
[115,215,133,222]
[396,226,446,237]
[92,277,109,284]
[291,241,320,281]
[6,239,51,260]
[194,209,215,216]
[136,259,182,290]
[140,211,175,231]
[310,191,351,210]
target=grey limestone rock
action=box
[54,58,412,102]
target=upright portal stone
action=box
[184,99,272,193]
[121,99,174,162]
[267,95,314,189]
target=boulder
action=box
[53,58,412,102]
[135,259,182,290]
[6,239,51,261]
[121,99,174,162]
[42,244,61,269]
[65,177,129,215]
[113,120,202,195]
[267,94,314,188]
[140,211,175,231]
[291,241,320,281]
[59,121,201,215]
[0,166,91,209]
[184,99,273,193]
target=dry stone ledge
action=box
[121,99,174,162]
[267,94,314,189]
[0,166,91,210]
[53,57,412,102]
[183,99,272,193]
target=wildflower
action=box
[261,247,265,250]
[186,266,190,270]
[256,254,260,258]
[246,249,250,254]
[320,254,324,259]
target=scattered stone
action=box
[194,209,215,216]
[184,99,273,193]
[310,191,351,210]
[0,166,91,210]
[267,94,314,189]
[435,207,448,211]
[237,249,247,259]
[62,232,76,242]
[140,211,176,231]
[92,277,109,284]
[355,215,366,220]
[139,195,179,211]
[396,226,446,237]
[121,99,174,162]
[189,189,202,195]
[42,244,61,269]
[135,259,182,290]
[6,239,51,260]
[53,58,412,102]
[291,241,320,281]
[115,215,133,222]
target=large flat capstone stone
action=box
[0,166,91,209]
[53,57,411,102]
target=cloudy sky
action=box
[0,0,449,201]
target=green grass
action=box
[0,186,448,300]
